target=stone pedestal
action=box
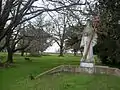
[80,62,94,74]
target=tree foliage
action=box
[94,0,120,65]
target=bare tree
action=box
[0,0,88,43]
[0,0,97,63]
[0,0,93,43]
[47,11,69,56]
[16,24,33,56]
[23,18,52,56]
[6,24,31,63]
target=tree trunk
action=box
[21,50,24,56]
[7,49,13,63]
[59,46,64,57]
[59,14,66,57]
[73,49,77,56]
[5,29,14,63]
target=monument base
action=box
[80,62,94,74]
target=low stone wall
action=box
[49,65,120,76]
[35,65,120,79]
[95,66,120,76]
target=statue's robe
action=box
[80,22,97,62]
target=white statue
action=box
[80,21,97,64]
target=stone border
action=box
[35,65,120,79]
[35,65,63,79]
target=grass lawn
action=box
[10,73,120,90]
[0,53,80,90]
[0,53,120,90]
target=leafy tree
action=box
[94,0,120,65]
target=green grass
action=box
[0,53,80,90]
[10,73,120,90]
[0,53,120,90]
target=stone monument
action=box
[80,19,98,73]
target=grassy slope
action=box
[0,53,80,90]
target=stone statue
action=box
[80,20,97,67]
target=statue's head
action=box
[92,16,100,29]
[83,20,93,36]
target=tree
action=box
[0,0,46,63]
[0,0,40,45]
[6,24,31,63]
[27,28,52,56]
[0,0,88,47]
[0,37,6,52]
[0,0,96,63]
[94,0,120,65]
[49,12,68,56]
[17,24,34,56]
[65,24,84,56]
[22,19,52,56]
